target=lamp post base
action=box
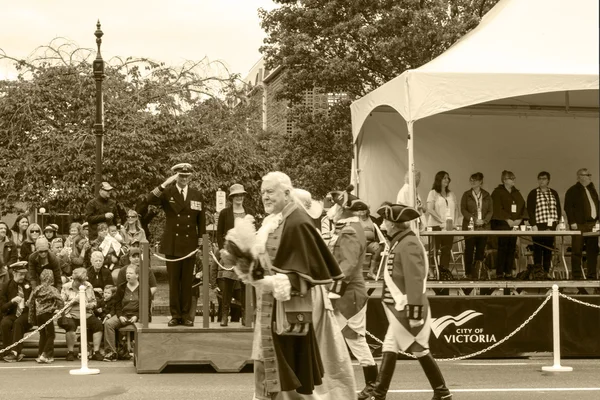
[70,367,100,375]
[542,365,573,372]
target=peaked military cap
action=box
[172,163,194,175]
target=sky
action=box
[0,0,276,80]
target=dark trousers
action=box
[532,223,555,272]
[492,220,516,276]
[431,226,453,268]
[571,222,599,279]
[36,312,56,358]
[219,278,246,322]
[464,235,487,275]
[166,255,195,319]
[1,313,31,355]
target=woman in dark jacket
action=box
[215,183,254,326]
[526,171,562,274]
[0,222,17,285]
[20,223,43,263]
[460,172,493,279]
[491,170,528,279]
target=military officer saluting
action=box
[147,163,206,327]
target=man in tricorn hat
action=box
[147,163,206,327]
[367,204,452,400]
[326,194,378,400]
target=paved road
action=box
[0,358,597,399]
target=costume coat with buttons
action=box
[147,183,206,256]
[381,228,431,351]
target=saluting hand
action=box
[161,174,179,188]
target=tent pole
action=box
[407,120,419,235]
[353,143,360,196]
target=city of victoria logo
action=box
[431,310,496,344]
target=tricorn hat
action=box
[347,199,369,212]
[171,163,194,176]
[328,184,357,208]
[377,203,420,223]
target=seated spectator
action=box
[116,248,157,299]
[104,265,150,361]
[0,263,32,362]
[10,214,29,260]
[19,223,43,263]
[28,237,63,292]
[43,224,59,243]
[94,284,117,323]
[58,267,104,361]
[63,222,82,255]
[121,210,147,246]
[28,269,64,364]
[51,238,71,282]
[87,251,114,298]
[70,235,92,270]
[108,224,125,245]
[96,223,124,259]
[0,221,18,286]
[81,222,90,239]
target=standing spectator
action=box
[564,168,599,280]
[10,214,29,260]
[0,222,18,286]
[526,172,562,274]
[59,268,104,361]
[121,210,146,246]
[81,222,90,239]
[87,251,113,298]
[0,263,32,362]
[397,170,427,229]
[491,170,528,279]
[146,163,206,327]
[135,194,160,243]
[215,183,253,326]
[70,234,92,271]
[19,223,43,263]
[103,265,149,361]
[27,237,63,292]
[85,182,124,241]
[28,269,64,364]
[43,224,59,242]
[426,171,460,272]
[460,172,493,279]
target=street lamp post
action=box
[93,20,105,195]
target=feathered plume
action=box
[221,215,264,281]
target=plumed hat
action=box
[328,184,357,208]
[376,203,420,223]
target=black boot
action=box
[357,364,378,400]
[220,304,230,327]
[368,352,397,400]
[417,353,452,400]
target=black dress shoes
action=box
[167,318,180,327]
[182,319,194,327]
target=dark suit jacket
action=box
[216,206,255,250]
[0,279,32,317]
[564,182,599,225]
[147,184,206,257]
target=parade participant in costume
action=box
[325,192,378,399]
[368,204,452,400]
[147,163,206,327]
[222,172,344,400]
[293,188,357,400]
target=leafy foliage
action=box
[259,0,499,102]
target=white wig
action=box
[262,171,293,192]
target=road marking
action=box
[455,362,529,366]
[0,364,133,370]
[387,388,600,393]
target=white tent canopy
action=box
[350,0,599,214]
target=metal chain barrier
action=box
[558,292,600,309]
[0,297,77,355]
[365,292,552,361]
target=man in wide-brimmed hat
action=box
[147,163,206,327]
[325,194,378,400]
[367,204,452,400]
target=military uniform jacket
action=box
[382,228,429,323]
[148,184,206,257]
[329,218,368,320]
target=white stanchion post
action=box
[70,285,100,375]
[542,284,572,372]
